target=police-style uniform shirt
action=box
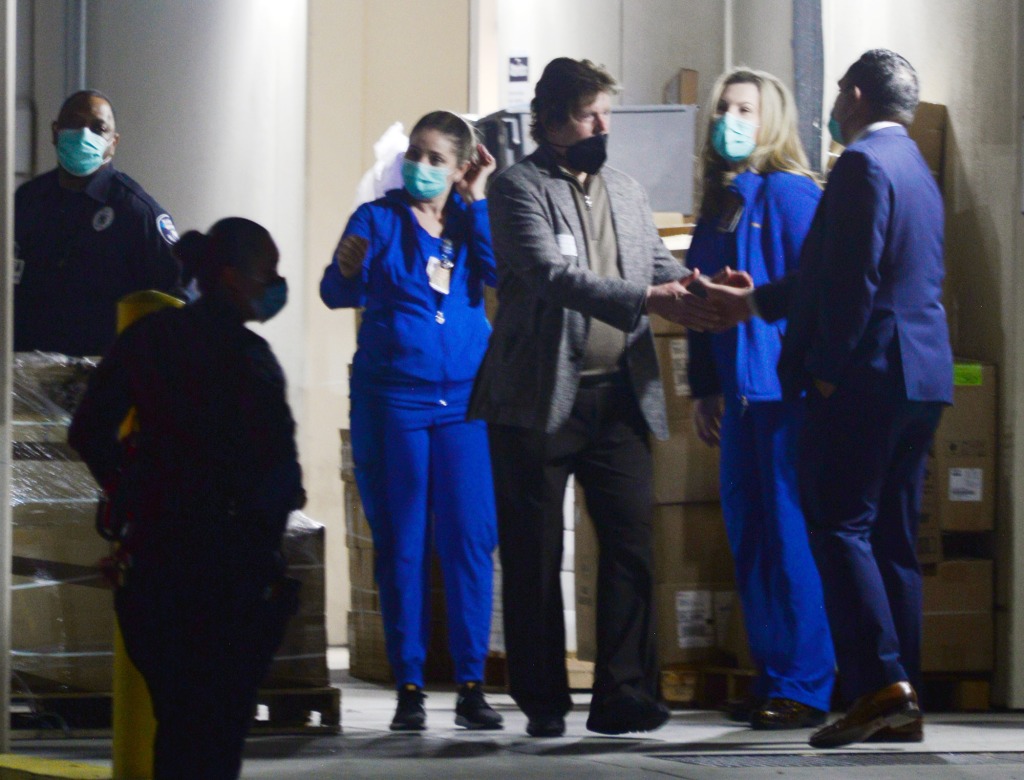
[14,164,182,357]
[69,293,303,574]
[319,189,496,406]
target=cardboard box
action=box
[655,584,735,666]
[908,102,947,189]
[719,597,755,670]
[650,313,685,336]
[652,503,733,586]
[344,481,374,549]
[574,497,599,661]
[484,286,499,324]
[655,335,691,418]
[922,362,996,533]
[576,496,735,663]
[921,559,993,672]
[651,425,720,503]
[339,428,356,483]
[663,67,699,105]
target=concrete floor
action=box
[11,650,1024,779]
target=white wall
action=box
[483,0,621,113]
[85,1,309,393]
[477,0,725,116]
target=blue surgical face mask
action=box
[56,127,110,177]
[252,278,288,322]
[711,113,758,163]
[828,115,845,146]
[402,158,450,201]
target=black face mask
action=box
[564,133,608,175]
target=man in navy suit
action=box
[700,50,953,748]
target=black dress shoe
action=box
[454,682,504,730]
[865,717,924,742]
[809,681,920,748]
[587,691,670,735]
[526,714,565,737]
[750,698,827,730]
[721,696,765,723]
[390,684,427,731]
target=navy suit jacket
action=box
[776,125,953,403]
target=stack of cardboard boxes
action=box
[575,318,743,679]
[10,354,329,701]
[918,361,996,675]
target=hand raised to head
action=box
[456,143,497,203]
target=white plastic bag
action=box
[353,122,408,208]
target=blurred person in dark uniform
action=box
[14,89,181,356]
[70,217,303,780]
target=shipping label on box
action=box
[926,362,996,531]
[673,590,714,649]
[655,336,691,402]
[948,467,983,502]
[339,428,355,483]
[655,583,733,665]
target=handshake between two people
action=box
[645,267,756,333]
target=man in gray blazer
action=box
[470,57,718,737]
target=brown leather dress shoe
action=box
[751,698,827,730]
[865,717,924,742]
[809,681,920,748]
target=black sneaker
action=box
[526,714,566,737]
[454,681,504,730]
[586,690,670,735]
[390,684,426,731]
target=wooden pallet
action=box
[661,665,756,709]
[9,686,341,739]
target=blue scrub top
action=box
[686,170,821,402]
[320,189,496,404]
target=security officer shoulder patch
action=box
[157,213,179,245]
[92,206,116,232]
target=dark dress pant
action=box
[798,384,943,704]
[488,380,658,719]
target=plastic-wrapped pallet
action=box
[11,353,329,697]
[11,353,109,694]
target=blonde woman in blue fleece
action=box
[687,68,834,731]
[320,110,500,732]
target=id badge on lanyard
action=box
[427,238,455,295]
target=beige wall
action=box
[305,0,471,643]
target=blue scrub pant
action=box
[350,389,497,688]
[719,398,835,711]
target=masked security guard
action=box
[14,89,182,357]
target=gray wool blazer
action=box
[469,147,688,440]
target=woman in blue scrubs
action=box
[320,111,500,731]
[686,69,835,730]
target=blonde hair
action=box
[699,68,818,219]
